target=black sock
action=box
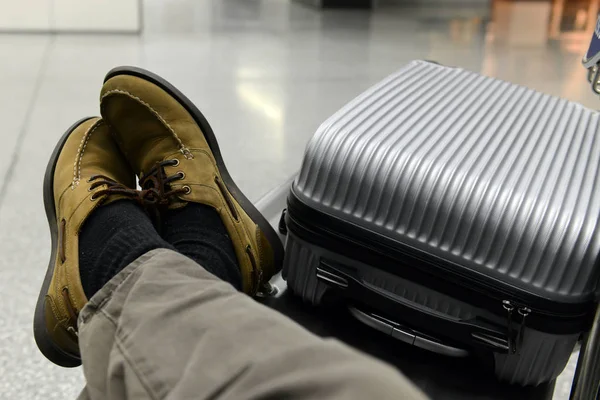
[162,203,242,290]
[79,200,173,299]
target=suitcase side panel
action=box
[283,230,579,386]
[295,60,600,301]
[282,233,329,305]
[494,329,578,386]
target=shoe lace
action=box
[88,174,171,212]
[89,175,136,197]
[137,160,188,229]
[138,160,188,205]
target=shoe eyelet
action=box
[171,159,180,167]
[177,171,185,180]
[90,193,98,201]
[87,186,93,192]
[182,185,191,195]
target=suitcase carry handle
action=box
[317,261,512,354]
[348,306,470,357]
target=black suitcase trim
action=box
[286,192,596,336]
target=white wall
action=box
[0,0,140,33]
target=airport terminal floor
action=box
[0,0,597,398]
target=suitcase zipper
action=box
[502,300,532,354]
[503,300,515,353]
[517,306,531,353]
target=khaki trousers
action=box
[77,249,428,400]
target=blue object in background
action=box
[583,15,600,68]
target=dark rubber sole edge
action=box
[33,117,94,368]
[103,66,285,275]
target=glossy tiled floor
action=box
[0,0,596,398]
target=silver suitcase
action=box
[282,60,600,386]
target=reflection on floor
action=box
[0,0,596,398]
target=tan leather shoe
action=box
[100,67,284,295]
[34,117,138,367]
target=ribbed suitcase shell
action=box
[295,60,600,302]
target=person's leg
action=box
[39,116,427,399]
[77,248,428,400]
[68,67,427,399]
[160,203,242,291]
[78,199,174,298]
[75,177,426,399]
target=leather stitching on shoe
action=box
[72,120,105,190]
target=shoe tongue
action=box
[80,124,135,188]
[101,95,182,177]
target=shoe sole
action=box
[104,66,285,276]
[33,117,94,368]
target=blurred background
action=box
[0,0,597,398]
